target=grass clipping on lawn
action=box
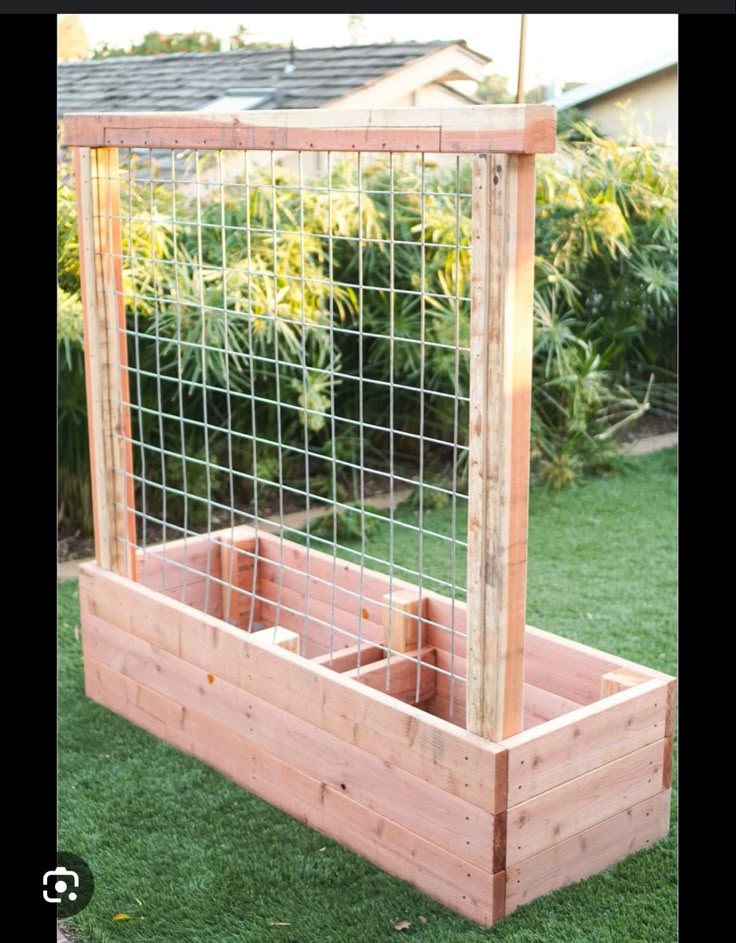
[58,449,676,943]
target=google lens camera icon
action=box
[43,854,94,917]
[43,866,79,903]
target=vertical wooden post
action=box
[382,590,426,653]
[74,147,137,578]
[466,153,537,741]
[217,527,258,629]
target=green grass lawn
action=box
[58,449,676,943]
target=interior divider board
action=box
[83,615,497,871]
[504,677,674,804]
[312,644,386,673]
[80,564,506,813]
[505,789,672,913]
[506,738,666,866]
[344,647,438,704]
[84,656,502,925]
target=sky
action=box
[71,13,677,89]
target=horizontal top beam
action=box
[62,104,556,154]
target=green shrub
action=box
[57,117,676,535]
[532,116,677,484]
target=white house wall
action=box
[582,67,677,162]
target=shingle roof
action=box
[58,40,484,117]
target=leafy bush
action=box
[57,116,676,535]
[532,117,677,485]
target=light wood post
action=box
[216,526,258,629]
[382,590,426,654]
[600,668,648,698]
[466,153,537,741]
[74,147,137,578]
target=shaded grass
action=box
[58,449,676,942]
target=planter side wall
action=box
[79,563,506,926]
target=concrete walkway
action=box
[58,433,676,582]
[621,431,678,456]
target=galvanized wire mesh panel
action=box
[101,145,472,712]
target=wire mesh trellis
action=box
[95,142,475,716]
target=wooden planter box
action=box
[79,527,674,926]
[67,106,675,927]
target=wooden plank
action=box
[136,533,216,589]
[73,147,104,572]
[217,530,257,629]
[312,644,385,672]
[81,618,500,877]
[429,681,580,733]
[383,590,426,653]
[424,602,668,691]
[662,737,674,790]
[73,147,136,577]
[505,790,672,913]
[62,105,557,154]
[601,667,649,698]
[432,648,582,724]
[249,626,300,655]
[505,678,671,805]
[524,625,671,704]
[148,577,223,621]
[523,685,582,728]
[102,147,137,580]
[665,678,677,737]
[257,533,414,612]
[344,647,437,704]
[257,575,384,649]
[86,664,500,925]
[255,603,351,659]
[466,152,537,741]
[429,649,580,733]
[137,535,223,617]
[506,739,666,865]
[80,564,506,812]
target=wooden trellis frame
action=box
[65,106,674,926]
